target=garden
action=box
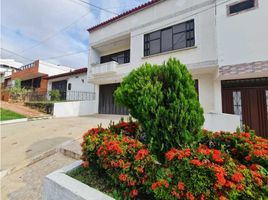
[71,58,268,200]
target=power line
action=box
[1,48,34,61]
[43,49,89,60]
[17,11,90,54]
[72,0,119,15]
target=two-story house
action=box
[87,0,268,136]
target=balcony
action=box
[91,61,118,76]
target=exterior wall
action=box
[39,61,72,76]
[216,0,268,67]
[53,100,98,117]
[11,61,39,80]
[48,73,95,93]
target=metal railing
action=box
[25,90,96,102]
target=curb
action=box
[0,116,53,125]
[1,139,81,179]
[0,118,28,125]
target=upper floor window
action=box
[100,50,130,64]
[227,0,257,16]
[144,19,194,57]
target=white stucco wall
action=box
[216,0,268,66]
[48,73,95,93]
[53,100,98,117]
[39,61,73,76]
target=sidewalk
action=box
[0,101,45,118]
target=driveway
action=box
[1,114,125,172]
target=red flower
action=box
[219,196,227,200]
[152,181,161,190]
[186,192,195,200]
[165,148,178,161]
[119,173,127,182]
[236,184,244,191]
[212,150,224,163]
[184,148,191,157]
[231,172,244,183]
[191,159,203,167]
[215,172,226,186]
[161,179,169,188]
[135,149,149,161]
[245,155,251,161]
[178,182,185,190]
[178,150,184,160]
[82,161,89,168]
[136,166,144,173]
[130,189,138,197]
[250,164,259,171]
[225,181,234,188]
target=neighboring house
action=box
[0,59,22,87]
[47,68,95,101]
[87,0,268,136]
[11,60,73,92]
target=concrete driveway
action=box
[1,114,125,172]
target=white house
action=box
[87,0,268,135]
[0,59,22,85]
[47,68,95,101]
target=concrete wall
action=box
[216,0,268,66]
[42,160,114,200]
[204,112,240,132]
[53,100,98,118]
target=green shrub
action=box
[49,90,61,101]
[24,101,54,114]
[114,58,204,159]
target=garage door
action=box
[222,77,268,138]
[99,83,129,115]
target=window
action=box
[100,50,130,64]
[33,77,41,88]
[144,19,194,56]
[228,0,257,15]
[68,83,71,90]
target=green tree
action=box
[114,58,204,160]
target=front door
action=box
[52,80,67,100]
[99,83,128,115]
[222,78,268,138]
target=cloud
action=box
[1,0,149,68]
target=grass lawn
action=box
[0,108,26,121]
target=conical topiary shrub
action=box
[114,58,204,160]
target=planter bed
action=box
[42,160,114,200]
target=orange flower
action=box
[231,172,244,183]
[178,150,184,160]
[165,148,178,161]
[219,196,227,200]
[119,173,127,182]
[191,159,203,167]
[215,173,226,186]
[178,182,185,190]
[184,148,191,157]
[135,149,149,161]
[186,192,195,200]
[212,150,224,163]
[152,181,161,190]
[130,189,138,197]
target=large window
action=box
[144,19,194,56]
[228,0,257,15]
[100,50,130,64]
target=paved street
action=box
[1,114,124,171]
[1,114,126,200]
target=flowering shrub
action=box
[201,130,268,168]
[81,121,268,199]
[81,125,156,199]
[151,145,268,200]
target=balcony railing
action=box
[91,61,118,75]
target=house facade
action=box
[11,60,73,92]
[0,59,22,87]
[47,68,95,101]
[87,0,268,136]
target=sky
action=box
[1,0,149,69]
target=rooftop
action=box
[46,67,87,79]
[87,0,162,32]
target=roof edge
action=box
[46,67,87,80]
[87,0,162,33]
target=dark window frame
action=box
[227,0,258,16]
[68,83,72,90]
[100,50,130,64]
[144,19,195,57]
